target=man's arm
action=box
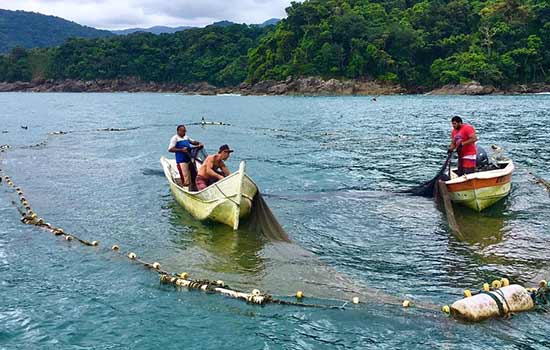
[168,137,188,153]
[206,166,225,180]
[169,145,188,153]
[462,131,478,146]
[219,161,231,177]
[449,134,459,152]
[449,140,457,152]
[204,158,225,180]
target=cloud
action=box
[0,0,297,29]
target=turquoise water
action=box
[1,93,549,349]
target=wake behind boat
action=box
[160,156,258,229]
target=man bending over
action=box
[196,144,233,190]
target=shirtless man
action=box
[196,144,233,190]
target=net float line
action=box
[1,173,360,309]
[2,127,140,153]
[9,169,540,317]
[0,134,366,310]
[6,165,547,318]
[440,278,550,322]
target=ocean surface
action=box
[1,93,549,349]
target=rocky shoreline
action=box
[0,77,548,95]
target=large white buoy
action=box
[450,284,534,322]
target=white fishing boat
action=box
[160,156,258,230]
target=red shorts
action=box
[196,175,217,190]
[460,157,476,168]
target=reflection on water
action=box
[448,196,550,284]
[453,205,506,247]
[167,202,266,275]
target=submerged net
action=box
[404,153,453,197]
[238,193,440,309]
[242,193,291,243]
[401,152,463,239]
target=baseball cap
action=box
[218,144,234,153]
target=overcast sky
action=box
[0,0,297,29]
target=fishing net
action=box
[401,152,463,237]
[242,193,291,243]
[403,153,453,197]
[188,145,290,243]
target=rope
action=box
[214,183,240,207]
[494,289,512,314]
[480,291,507,317]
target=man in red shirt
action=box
[449,116,478,176]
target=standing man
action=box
[195,144,233,190]
[449,116,478,176]
[168,125,203,187]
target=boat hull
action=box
[161,157,258,229]
[445,162,514,212]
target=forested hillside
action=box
[248,0,550,87]
[0,9,113,53]
[0,24,270,86]
[1,0,549,89]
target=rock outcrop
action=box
[1,77,548,95]
[242,77,405,95]
[428,81,497,95]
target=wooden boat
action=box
[160,156,258,230]
[445,160,514,212]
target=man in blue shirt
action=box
[168,125,203,187]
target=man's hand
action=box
[181,147,188,153]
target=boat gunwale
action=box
[445,160,514,185]
[160,156,258,202]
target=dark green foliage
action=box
[0,9,113,53]
[248,0,550,87]
[0,47,32,82]
[45,24,268,86]
[1,1,549,88]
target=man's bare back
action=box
[195,144,233,190]
[198,154,230,179]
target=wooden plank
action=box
[437,180,464,239]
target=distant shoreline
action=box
[1,78,549,96]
